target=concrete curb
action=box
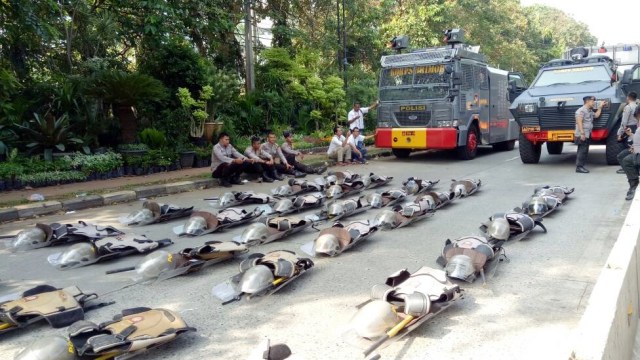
[0,149,394,223]
[569,196,640,359]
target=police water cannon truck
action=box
[510,44,640,164]
[375,29,525,160]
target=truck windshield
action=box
[379,64,449,101]
[532,66,610,87]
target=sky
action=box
[520,0,639,45]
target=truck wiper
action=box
[544,82,570,86]
[575,79,607,84]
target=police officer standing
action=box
[616,92,638,173]
[575,96,608,173]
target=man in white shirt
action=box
[346,127,374,164]
[327,126,351,165]
[347,100,379,132]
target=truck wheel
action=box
[546,142,564,155]
[392,149,411,159]
[457,125,479,160]
[605,130,625,165]
[519,132,541,164]
[493,140,516,151]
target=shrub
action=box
[139,128,166,149]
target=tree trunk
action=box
[114,105,137,144]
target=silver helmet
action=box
[10,227,48,252]
[403,179,419,195]
[325,175,338,185]
[361,176,372,188]
[452,183,467,198]
[400,204,419,217]
[367,193,383,208]
[239,265,274,294]
[314,177,327,187]
[350,300,400,338]
[487,218,510,240]
[123,208,155,225]
[527,196,548,215]
[445,254,475,281]
[373,210,398,230]
[14,335,75,360]
[274,198,294,213]
[327,203,346,218]
[183,216,207,235]
[326,185,343,199]
[273,185,293,197]
[53,243,96,269]
[134,250,172,282]
[314,233,340,256]
[239,223,270,246]
[219,192,237,207]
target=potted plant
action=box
[203,70,239,142]
[176,143,196,169]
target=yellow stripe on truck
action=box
[547,130,574,142]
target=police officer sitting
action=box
[619,106,640,200]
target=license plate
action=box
[521,126,540,133]
[391,128,427,148]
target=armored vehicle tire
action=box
[392,149,412,159]
[493,140,516,152]
[546,142,564,155]
[606,129,626,165]
[457,125,479,160]
[519,133,541,164]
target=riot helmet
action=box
[373,210,398,230]
[327,202,346,218]
[350,300,400,338]
[9,227,48,252]
[51,243,96,269]
[361,176,372,188]
[314,177,327,187]
[445,254,475,281]
[367,193,383,208]
[219,192,236,207]
[274,198,294,213]
[325,175,338,186]
[487,218,510,240]
[183,216,207,235]
[452,183,467,198]
[239,265,274,294]
[326,185,343,199]
[273,185,293,197]
[527,196,548,215]
[239,223,270,246]
[122,208,155,225]
[404,179,420,195]
[14,335,75,360]
[400,204,419,217]
[314,233,341,256]
[134,250,172,282]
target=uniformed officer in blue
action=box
[575,96,608,173]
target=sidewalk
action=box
[0,148,392,223]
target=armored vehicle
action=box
[510,45,640,164]
[375,29,524,160]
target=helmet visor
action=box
[134,250,173,282]
[9,228,47,252]
[239,265,275,294]
[445,255,475,281]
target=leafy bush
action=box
[65,151,123,174]
[139,128,166,149]
[0,162,24,180]
[117,143,148,152]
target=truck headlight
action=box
[436,120,454,127]
[377,122,392,128]
[523,104,537,113]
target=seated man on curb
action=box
[620,106,640,200]
[346,127,374,164]
[244,136,276,183]
[327,126,351,166]
[260,131,305,179]
[281,131,327,175]
[211,132,253,187]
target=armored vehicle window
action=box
[510,74,526,89]
[474,66,488,89]
[633,67,640,81]
[379,87,448,101]
[381,67,414,87]
[532,66,610,87]
[414,65,448,85]
[460,64,473,91]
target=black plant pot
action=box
[13,180,22,189]
[180,151,195,169]
[117,167,124,177]
[124,166,133,176]
[134,167,144,176]
[0,180,6,191]
[87,173,96,181]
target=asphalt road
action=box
[0,143,629,360]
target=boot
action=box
[261,171,275,183]
[315,165,328,175]
[272,170,285,181]
[230,176,243,185]
[626,179,639,200]
[293,170,307,178]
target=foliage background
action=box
[0,0,597,152]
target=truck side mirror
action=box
[452,72,462,86]
[508,80,517,93]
